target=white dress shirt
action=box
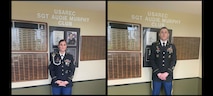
[59,52,65,60]
[160,39,168,46]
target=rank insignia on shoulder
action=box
[52,52,56,57]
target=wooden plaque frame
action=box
[108,20,141,51]
[11,20,49,82]
[80,36,106,61]
[11,20,48,52]
[173,37,200,60]
[107,20,142,80]
[108,52,141,80]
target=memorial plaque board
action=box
[107,52,141,80]
[11,20,49,83]
[173,37,200,60]
[11,20,47,52]
[11,53,48,82]
[108,21,142,80]
[80,36,106,61]
[11,20,48,82]
[108,21,141,51]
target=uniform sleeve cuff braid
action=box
[52,76,57,79]
[168,68,173,72]
[153,69,159,73]
[68,76,73,80]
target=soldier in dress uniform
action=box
[48,39,76,95]
[67,33,76,45]
[150,27,177,95]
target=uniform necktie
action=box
[61,55,64,60]
[163,42,165,47]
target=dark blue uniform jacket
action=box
[48,52,75,87]
[150,41,177,82]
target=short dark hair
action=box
[160,27,168,30]
[69,33,73,36]
[58,39,66,45]
[159,27,169,34]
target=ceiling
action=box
[23,1,201,15]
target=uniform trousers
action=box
[152,81,172,96]
[52,86,72,95]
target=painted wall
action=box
[11,1,106,88]
[108,2,202,86]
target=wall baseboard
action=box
[108,77,201,87]
[12,78,105,90]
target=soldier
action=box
[150,27,177,95]
[67,33,76,45]
[49,39,75,95]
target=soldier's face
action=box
[58,41,67,52]
[159,29,169,41]
[69,34,73,39]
